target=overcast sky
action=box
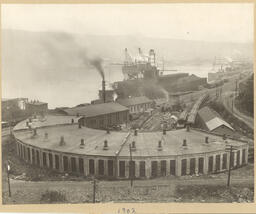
[2,3,254,43]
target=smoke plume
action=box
[89,57,105,80]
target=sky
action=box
[1,3,254,43]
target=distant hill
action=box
[2,29,253,108]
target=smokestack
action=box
[102,79,106,103]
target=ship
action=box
[113,48,207,100]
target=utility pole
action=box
[231,99,234,113]
[226,145,238,187]
[129,144,133,187]
[93,179,96,203]
[227,145,233,187]
[6,161,11,197]
[235,79,238,97]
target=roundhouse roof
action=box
[14,119,246,158]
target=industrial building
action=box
[197,106,236,137]
[13,115,248,179]
[25,100,48,116]
[116,96,153,114]
[59,102,129,129]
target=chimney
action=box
[163,129,166,135]
[103,140,108,150]
[134,129,138,136]
[106,128,110,134]
[71,118,74,124]
[80,138,85,148]
[78,123,82,129]
[59,136,65,146]
[186,124,190,132]
[102,79,106,103]
[205,136,209,144]
[26,121,29,127]
[158,140,162,151]
[182,139,187,147]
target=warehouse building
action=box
[197,106,235,137]
[13,116,248,179]
[116,96,153,114]
[60,102,129,129]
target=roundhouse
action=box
[13,115,249,179]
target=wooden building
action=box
[62,102,129,129]
[116,96,153,114]
[197,106,236,137]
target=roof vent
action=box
[186,124,190,132]
[205,136,209,144]
[163,129,166,135]
[44,132,48,140]
[80,138,85,149]
[131,141,136,151]
[158,140,163,151]
[134,129,138,136]
[32,128,38,137]
[59,136,65,146]
[182,139,188,149]
[103,140,109,150]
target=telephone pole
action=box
[226,145,238,187]
[129,144,133,187]
[6,161,11,197]
[227,145,233,187]
[93,179,96,203]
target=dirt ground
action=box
[2,135,254,204]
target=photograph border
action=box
[0,0,255,213]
